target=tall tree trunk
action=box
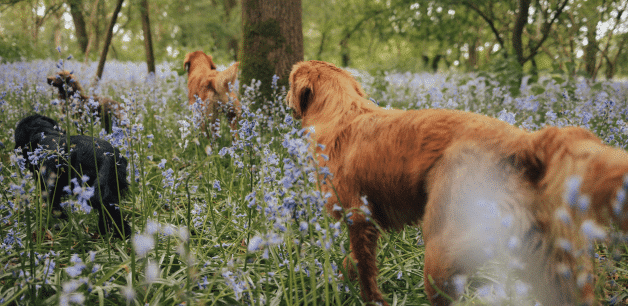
[96,0,124,81]
[584,20,598,81]
[605,59,615,80]
[512,0,531,66]
[467,40,478,71]
[67,0,89,55]
[54,11,62,48]
[432,55,442,73]
[83,0,101,63]
[340,39,350,67]
[241,0,303,103]
[140,0,155,74]
[224,0,239,61]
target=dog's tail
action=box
[423,141,592,305]
[531,126,628,232]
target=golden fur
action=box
[184,50,241,137]
[286,60,628,305]
[47,70,124,133]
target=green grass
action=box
[1,59,628,305]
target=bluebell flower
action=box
[65,263,86,278]
[133,233,155,257]
[145,260,160,284]
[555,207,571,224]
[581,220,606,240]
[497,109,516,125]
[564,176,582,207]
[121,284,136,302]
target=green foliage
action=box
[0,34,30,62]
[478,53,524,97]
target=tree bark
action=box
[224,0,239,61]
[67,0,89,55]
[512,0,531,65]
[96,0,124,81]
[467,40,478,71]
[140,0,155,74]
[83,0,101,63]
[584,20,598,81]
[241,0,303,103]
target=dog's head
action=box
[14,114,61,152]
[47,70,83,98]
[286,60,367,120]
[184,51,217,74]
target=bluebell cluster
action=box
[1,54,628,304]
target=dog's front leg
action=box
[346,214,388,306]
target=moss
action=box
[240,18,287,106]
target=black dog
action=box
[14,114,130,238]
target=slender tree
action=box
[96,0,124,81]
[241,0,303,102]
[140,0,155,74]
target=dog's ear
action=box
[216,62,238,94]
[205,54,217,70]
[183,53,192,73]
[289,67,314,119]
[46,75,56,86]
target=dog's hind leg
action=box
[346,215,388,306]
[423,239,460,305]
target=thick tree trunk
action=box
[96,0,124,81]
[140,0,155,74]
[241,0,304,102]
[67,0,89,55]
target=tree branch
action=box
[462,1,505,49]
[523,0,569,63]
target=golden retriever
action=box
[184,50,241,138]
[47,70,124,133]
[286,60,628,305]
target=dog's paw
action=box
[341,256,358,281]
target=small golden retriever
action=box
[47,70,123,133]
[286,60,628,305]
[184,51,241,138]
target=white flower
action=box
[133,233,155,257]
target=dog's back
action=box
[184,51,241,138]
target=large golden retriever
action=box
[184,50,241,138]
[286,60,628,305]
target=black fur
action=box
[14,114,130,238]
